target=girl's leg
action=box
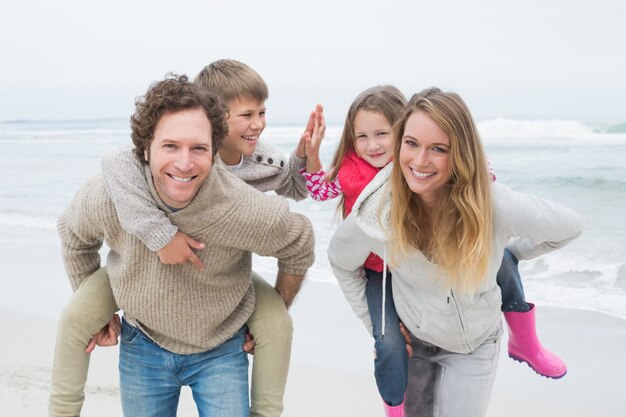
[245,273,293,417]
[49,267,118,417]
[497,249,567,378]
[497,249,529,312]
[365,268,408,409]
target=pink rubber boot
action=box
[383,401,405,417]
[504,302,567,378]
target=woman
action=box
[328,88,583,417]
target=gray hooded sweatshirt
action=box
[328,164,583,354]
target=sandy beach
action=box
[1,278,624,417]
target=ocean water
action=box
[1,118,625,321]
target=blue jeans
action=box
[119,319,249,417]
[365,268,408,406]
[496,249,530,312]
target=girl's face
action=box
[399,111,451,208]
[353,110,393,168]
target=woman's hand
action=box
[399,322,414,358]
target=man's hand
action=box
[157,231,205,271]
[243,330,255,355]
[399,322,414,358]
[85,314,122,354]
[275,271,305,309]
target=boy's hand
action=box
[85,314,122,354]
[296,131,307,159]
[305,111,326,157]
[157,231,205,271]
[304,109,326,173]
[296,104,324,159]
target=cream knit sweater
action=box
[101,141,308,251]
[58,161,315,354]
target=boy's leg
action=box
[118,319,181,417]
[496,249,529,312]
[188,327,250,417]
[49,267,118,417]
[365,269,408,407]
[433,326,502,417]
[246,273,293,417]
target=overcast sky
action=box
[1,0,624,124]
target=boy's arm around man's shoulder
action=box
[101,146,178,252]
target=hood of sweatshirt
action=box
[349,163,393,243]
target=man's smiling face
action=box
[146,108,213,209]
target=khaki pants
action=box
[49,267,293,417]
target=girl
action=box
[327,88,583,417]
[301,85,410,416]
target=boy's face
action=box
[218,97,267,165]
[147,108,213,209]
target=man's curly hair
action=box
[130,73,228,164]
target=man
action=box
[56,74,315,417]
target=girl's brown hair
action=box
[330,85,406,216]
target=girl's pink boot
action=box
[383,401,405,417]
[503,302,567,378]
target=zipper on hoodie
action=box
[448,288,472,351]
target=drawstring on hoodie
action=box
[381,244,388,339]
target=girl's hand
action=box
[296,104,323,158]
[304,105,326,173]
[305,109,326,157]
[157,231,205,271]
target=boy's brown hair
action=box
[194,59,269,104]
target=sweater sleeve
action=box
[493,183,584,260]
[299,168,343,201]
[101,147,177,251]
[327,214,374,335]
[57,178,107,291]
[273,149,309,201]
[217,193,316,276]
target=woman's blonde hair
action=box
[329,85,406,216]
[388,87,493,294]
